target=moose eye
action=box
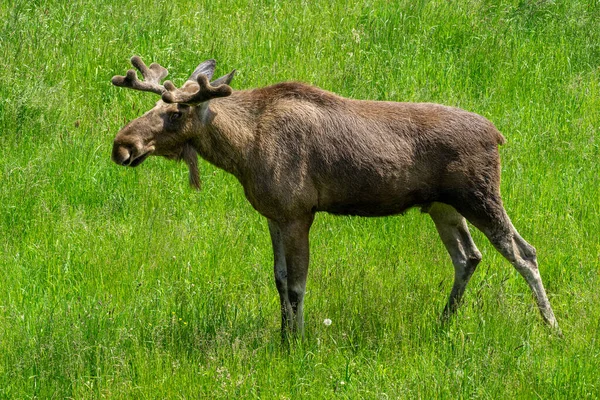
[169,112,182,122]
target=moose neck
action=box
[190,92,256,180]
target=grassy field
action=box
[1,0,599,397]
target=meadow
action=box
[1,0,599,397]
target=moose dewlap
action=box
[111,56,560,338]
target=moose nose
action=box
[112,144,133,166]
[120,155,132,166]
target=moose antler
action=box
[162,74,233,105]
[111,56,168,95]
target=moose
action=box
[111,56,560,338]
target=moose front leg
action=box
[270,216,313,339]
[268,219,293,338]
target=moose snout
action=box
[112,143,134,166]
[112,139,154,167]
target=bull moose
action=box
[111,56,560,338]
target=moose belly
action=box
[317,184,434,217]
[324,202,413,217]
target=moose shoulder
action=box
[111,56,561,338]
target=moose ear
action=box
[210,70,236,87]
[188,59,216,82]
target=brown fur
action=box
[198,85,506,222]
[112,58,560,338]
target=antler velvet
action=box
[113,56,233,105]
[162,74,233,105]
[111,56,168,95]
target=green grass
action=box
[1,0,599,397]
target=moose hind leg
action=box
[464,203,560,333]
[428,203,482,319]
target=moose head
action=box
[111,56,235,188]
